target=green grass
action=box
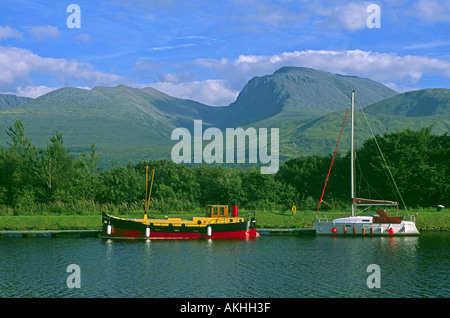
[0,208,448,231]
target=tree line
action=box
[0,120,448,214]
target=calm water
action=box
[0,232,448,298]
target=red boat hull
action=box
[101,212,259,240]
[101,227,259,239]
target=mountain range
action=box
[0,67,449,167]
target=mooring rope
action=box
[316,105,350,216]
[355,98,409,213]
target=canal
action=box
[0,232,448,298]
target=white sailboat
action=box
[314,91,420,236]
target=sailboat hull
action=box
[315,218,419,236]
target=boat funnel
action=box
[232,205,238,217]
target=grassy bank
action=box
[0,208,448,231]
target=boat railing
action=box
[315,215,329,222]
[207,211,256,225]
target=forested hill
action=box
[0,94,32,110]
[0,120,448,211]
[216,66,397,127]
[0,67,449,166]
[364,88,450,117]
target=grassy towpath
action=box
[0,209,448,231]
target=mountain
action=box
[364,88,450,117]
[0,94,32,110]
[0,85,215,164]
[0,67,448,167]
[221,67,398,127]
[289,88,450,158]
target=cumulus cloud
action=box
[312,1,371,31]
[75,33,92,43]
[147,79,239,106]
[0,26,22,40]
[27,25,60,40]
[196,49,450,92]
[410,0,450,23]
[16,85,58,98]
[0,46,125,95]
[132,49,450,106]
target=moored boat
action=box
[314,91,420,236]
[102,167,258,239]
[102,205,258,239]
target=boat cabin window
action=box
[362,219,371,222]
[206,205,228,217]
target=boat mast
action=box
[144,166,155,221]
[351,90,355,217]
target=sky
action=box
[0,0,449,106]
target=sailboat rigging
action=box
[314,91,420,236]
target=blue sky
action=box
[1,0,449,105]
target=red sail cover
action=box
[373,209,403,224]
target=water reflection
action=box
[0,233,448,298]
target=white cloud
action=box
[312,2,371,31]
[132,49,450,105]
[196,49,450,92]
[0,46,125,94]
[28,25,60,40]
[149,43,196,51]
[16,85,58,98]
[75,34,92,43]
[410,0,450,23]
[0,26,22,40]
[146,80,239,106]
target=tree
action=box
[355,127,449,207]
[73,143,101,201]
[34,131,75,202]
[0,120,38,207]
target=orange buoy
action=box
[344,227,347,234]
[362,228,366,235]
[353,226,356,234]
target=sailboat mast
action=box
[351,90,355,217]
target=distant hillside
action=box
[364,88,450,117]
[221,67,398,127]
[0,85,210,164]
[0,94,32,110]
[288,89,450,158]
[0,67,448,167]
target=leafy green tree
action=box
[356,127,449,207]
[34,131,75,202]
[0,120,38,207]
[73,144,101,201]
[97,164,143,204]
[276,154,337,203]
[243,166,297,210]
[195,164,244,206]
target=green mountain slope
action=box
[221,67,398,127]
[0,86,184,165]
[0,94,32,110]
[364,88,450,117]
[286,88,450,158]
[0,68,448,167]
